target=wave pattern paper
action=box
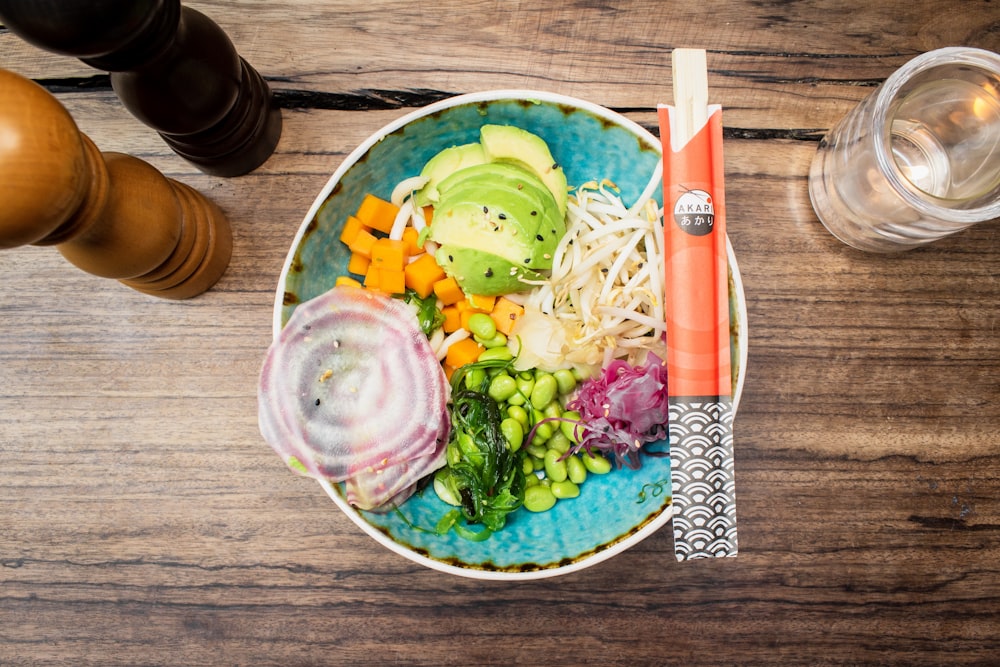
[668,398,738,560]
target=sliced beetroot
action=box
[258,286,450,510]
[344,435,448,510]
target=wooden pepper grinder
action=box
[0,0,281,177]
[0,68,232,300]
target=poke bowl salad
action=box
[260,90,747,580]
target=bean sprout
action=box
[521,179,666,369]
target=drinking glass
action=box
[808,47,1000,252]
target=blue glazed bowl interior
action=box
[274,91,745,580]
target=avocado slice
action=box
[435,245,546,296]
[479,124,568,218]
[427,200,534,258]
[437,161,560,221]
[413,142,488,207]
[434,163,563,267]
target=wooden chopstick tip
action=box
[670,49,710,145]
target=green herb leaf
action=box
[403,289,445,337]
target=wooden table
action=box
[2,2,999,664]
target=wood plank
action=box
[2,1,1000,664]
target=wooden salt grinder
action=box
[0,0,282,177]
[0,69,232,300]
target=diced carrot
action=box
[433,276,464,305]
[339,215,368,245]
[445,337,484,369]
[363,263,381,289]
[347,252,371,276]
[378,268,406,295]
[422,206,434,225]
[404,253,446,299]
[335,276,363,288]
[442,363,456,381]
[490,296,525,336]
[348,228,378,259]
[370,237,410,271]
[355,194,400,234]
[467,293,496,312]
[441,305,462,333]
[401,226,422,256]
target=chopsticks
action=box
[658,48,738,561]
[670,49,708,148]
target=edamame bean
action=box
[526,443,547,459]
[524,473,539,487]
[553,369,577,395]
[531,415,553,443]
[487,373,517,402]
[560,410,583,443]
[500,418,523,451]
[530,372,557,409]
[515,374,534,399]
[506,404,528,426]
[466,312,497,340]
[550,479,580,499]
[543,449,568,483]
[566,454,588,484]
[523,485,557,512]
[546,431,571,455]
[522,457,534,475]
[457,433,478,458]
[542,400,562,420]
[477,346,513,363]
[464,367,487,391]
[478,332,507,349]
[581,451,612,474]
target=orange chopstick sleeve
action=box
[659,106,732,398]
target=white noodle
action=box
[389,199,414,240]
[428,326,446,357]
[390,176,429,207]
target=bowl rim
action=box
[272,88,749,580]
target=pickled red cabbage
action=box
[566,353,669,469]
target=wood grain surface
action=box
[2,1,999,665]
